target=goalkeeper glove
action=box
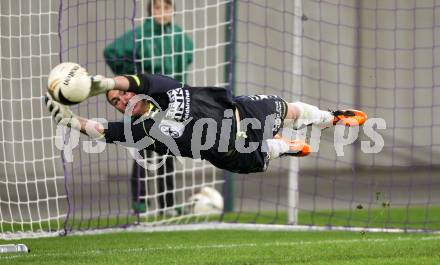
[45,93,80,129]
[89,75,116,97]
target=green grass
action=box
[1,230,440,264]
[2,207,440,264]
[2,206,440,264]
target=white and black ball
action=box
[47,62,91,105]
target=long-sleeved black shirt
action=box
[104,73,238,166]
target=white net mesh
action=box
[0,0,65,238]
[0,0,231,238]
[232,0,440,231]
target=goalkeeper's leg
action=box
[284,102,367,129]
[266,136,311,159]
[266,102,367,159]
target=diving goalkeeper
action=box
[45,67,367,174]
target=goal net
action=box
[0,0,228,238]
[0,0,65,238]
[1,0,439,239]
[57,0,229,233]
[231,0,440,232]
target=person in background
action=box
[103,0,194,214]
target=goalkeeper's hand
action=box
[89,75,116,97]
[45,93,80,129]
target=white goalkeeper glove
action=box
[89,75,116,97]
[45,93,80,129]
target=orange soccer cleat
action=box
[274,135,311,157]
[287,140,311,157]
[332,109,368,126]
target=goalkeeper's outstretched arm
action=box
[47,61,185,103]
[90,73,183,99]
[45,94,105,139]
[45,92,156,145]
[88,75,129,97]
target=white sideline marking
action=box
[3,223,440,240]
[1,235,440,260]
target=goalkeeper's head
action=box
[106,90,149,117]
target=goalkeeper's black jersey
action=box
[104,73,287,173]
[104,73,237,162]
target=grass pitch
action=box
[1,230,440,264]
[1,206,440,264]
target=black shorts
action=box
[233,95,287,134]
[216,95,288,173]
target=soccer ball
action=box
[47,62,91,105]
[188,187,224,215]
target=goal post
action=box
[287,0,304,225]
